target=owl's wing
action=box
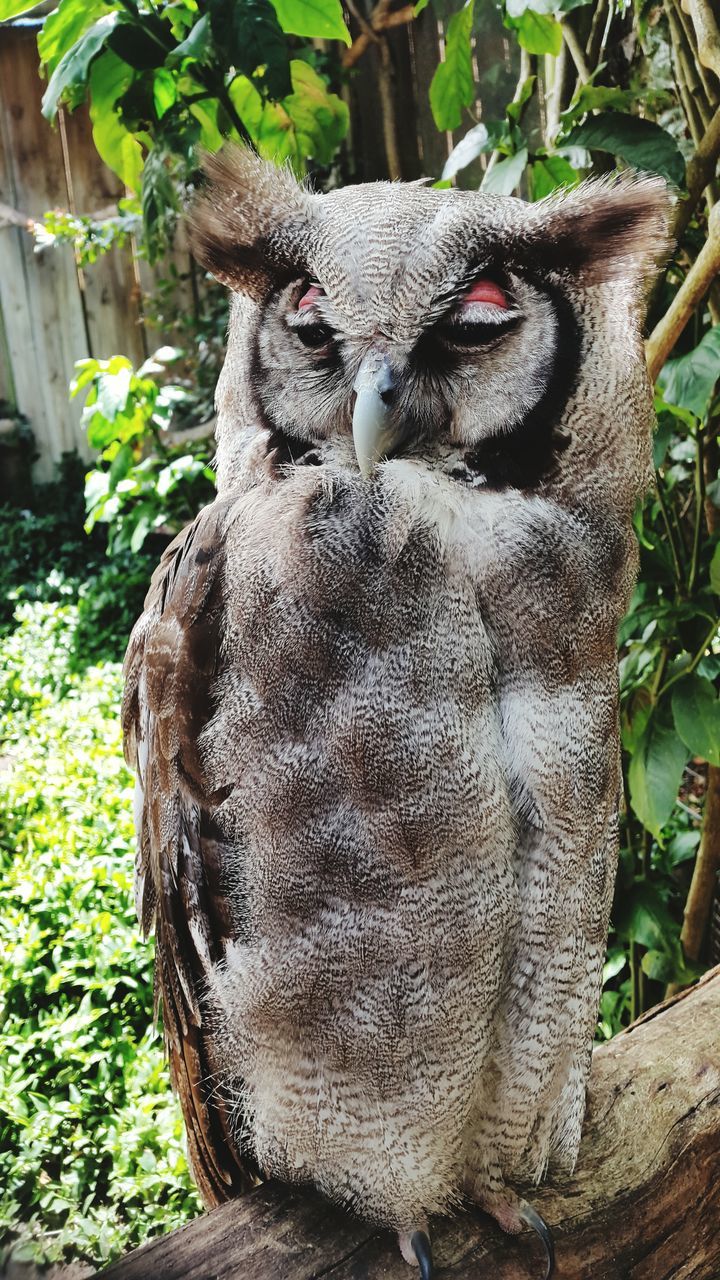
[122,499,258,1205]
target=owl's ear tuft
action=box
[188,146,317,296]
[532,172,673,289]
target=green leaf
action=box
[167,13,214,65]
[481,147,528,195]
[628,707,689,837]
[269,0,351,45]
[229,60,348,169]
[506,74,535,122]
[414,0,430,11]
[441,122,495,181]
[153,69,177,120]
[208,0,291,99]
[671,674,720,766]
[614,881,677,949]
[89,52,145,194]
[658,327,720,421]
[38,0,109,75]
[507,10,562,56]
[189,99,224,151]
[563,111,685,188]
[640,948,676,983]
[41,13,119,120]
[711,544,720,596]
[528,154,579,200]
[0,0,39,17]
[429,0,475,132]
[667,829,700,867]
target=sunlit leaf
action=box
[153,69,177,119]
[441,122,490,180]
[167,13,214,65]
[269,0,351,45]
[229,59,348,169]
[672,674,720,766]
[506,9,562,55]
[38,0,109,75]
[0,0,40,17]
[429,0,475,132]
[480,147,528,195]
[563,111,685,187]
[41,13,119,120]
[658,327,720,421]
[528,153,579,199]
[89,52,145,194]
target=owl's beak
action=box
[352,354,401,478]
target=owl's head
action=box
[190,149,670,490]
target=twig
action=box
[341,0,415,70]
[562,20,591,85]
[647,201,720,380]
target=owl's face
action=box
[191,151,668,482]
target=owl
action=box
[122,149,669,1279]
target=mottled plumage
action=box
[122,150,669,1269]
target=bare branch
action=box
[341,1,415,70]
[673,105,720,242]
[683,0,720,84]
[647,201,720,382]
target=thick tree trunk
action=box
[97,968,720,1280]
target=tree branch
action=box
[342,1,415,70]
[673,105,720,242]
[647,201,720,381]
[94,969,720,1280]
[683,0,720,84]
[562,19,590,85]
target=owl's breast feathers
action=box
[123,467,631,1216]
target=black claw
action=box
[519,1203,555,1280]
[411,1229,434,1280]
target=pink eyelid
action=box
[298,284,324,309]
[463,279,508,308]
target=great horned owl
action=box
[122,149,669,1277]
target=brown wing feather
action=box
[122,500,258,1205]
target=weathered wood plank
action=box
[61,105,147,367]
[0,25,90,480]
[96,968,720,1280]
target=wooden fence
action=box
[0,22,195,481]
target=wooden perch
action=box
[96,967,720,1280]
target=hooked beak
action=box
[352,353,404,478]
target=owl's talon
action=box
[398,1229,434,1278]
[410,1230,434,1279]
[518,1201,555,1280]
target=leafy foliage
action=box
[29,0,351,255]
[0,525,200,1269]
[72,349,216,553]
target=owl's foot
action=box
[517,1201,555,1280]
[398,1227,434,1278]
[471,1189,555,1280]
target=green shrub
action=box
[0,600,201,1271]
